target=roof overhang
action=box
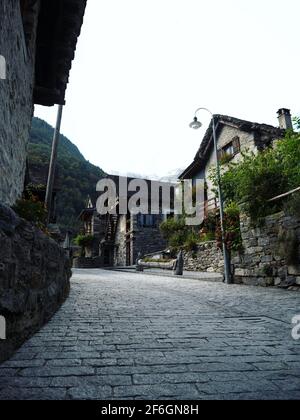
[179,114,286,180]
[34,0,87,106]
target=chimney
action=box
[277,108,293,130]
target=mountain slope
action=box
[28,117,106,232]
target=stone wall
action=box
[132,216,167,266]
[73,257,102,269]
[232,212,300,287]
[114,215,167,266]
[183,242,224,274]
[0,1,40,206]
[0,205,71,362]
[114,215,127,266]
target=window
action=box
[217,136,240,161]
[137,214,158,228]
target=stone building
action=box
[78,176,175,267]
[0,0,87,362]
[0,0,87,206]
[179,110,290,212]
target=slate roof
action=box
[179,114,286,179]
[33,0,87,106]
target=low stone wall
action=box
[233,212,300,287]
[183,242,224,274]
[0,205,71,362]
[139,260,176,270]
[73,257,102,269]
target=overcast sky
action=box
[35,0,300,178]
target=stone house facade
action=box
[78,176,175,267]
[0,0,87,206]
[0,0,40,205]
[0,1,87,362]
[179,110,289,207]
[178,109,300,287]
[114,212,167,267]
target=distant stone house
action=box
[0,0,87,206]
[79,176,176,267]
[179,109,291,214]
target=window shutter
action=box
[232,137,240,154]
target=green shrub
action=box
[13,197,48,229]
[74,234,94,247]
[209,128,300,223]
[184,231,199,251]
[160,217,202,252]
[284,192,300,218]
[200,232,216,242]
[203,210,218,233]
[160,217,186,239]
[74,234,95,257]
[215,203,243,252]
[160,217,188,251]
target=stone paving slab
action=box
[0,268,299,400]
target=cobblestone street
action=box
[0,269,300,400]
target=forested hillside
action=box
[28,117,106,232]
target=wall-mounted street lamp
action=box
[189,107,231,284]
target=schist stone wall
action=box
[0,205,71,362]
[114,215,128,266]
[183,242,224,274]
[132,216,167,265]
[232,212,300,287]
[0,1,39,206]
[182,212,300,287]
[205,125,256,202]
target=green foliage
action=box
[202,211,218,233]
[160,217,200,252]
[184,231,199,251]
[215,203,243,252]
[284,192,300,218]
[28,117,106,233]
[224,201,240,219]
[13,197,47,229]
[74,234,95,257]
[199,232,215,242]
[275,130,300,190]
[74,234,94,248]
[160,217,187,241]
[209,129,300,223]
[293,116,300,130]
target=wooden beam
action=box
[268,186,300,202]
